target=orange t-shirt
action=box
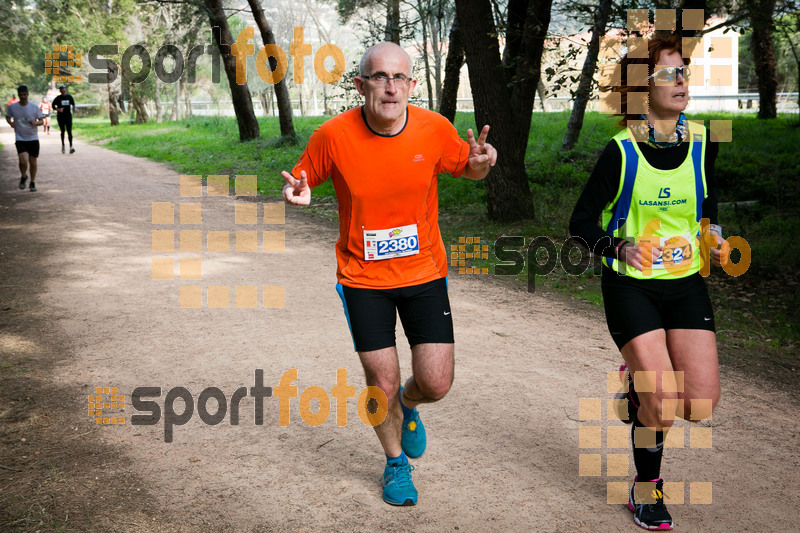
[292,105,470,289]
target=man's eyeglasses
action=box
[649,66,691,84]
[361,74,412,87]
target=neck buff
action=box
[630,113,688,148]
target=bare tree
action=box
[107,59,120,126]
[203,0,260,140]
[171,80,180,120]
[130,91,150,123]
[259,88,271,116]
[408,1,454,110]
[386,0,401,42]
[748,0,780,118]
[561,0,612,150]
[183,77,192,117]
[247,0,296,136]
[303,0,342,115]
[455,0,554,221]
[438,12,463,122]
[415,0,435,108]
[154,79,163,123]
[695,0,779,119]
[430,0,449,104]
[776,8,800,119]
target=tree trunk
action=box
[171,80,180,121]
[299,88,304,116]
[439,12,464,123]
[131,88,149,123]
[323,82,333,115]
[537,80,548,111]
[259,90,268,117]
[456,0,551,221]
[155,82,163,124]
[107,59,119,126]
[750,0,778,119]
[183,77,191,117]
[204,0,260,140]
[386,0,401,44]
[431,2,444,105]
[561,0,612,150]
[783,29,800,120]
[419,1,434,109]
[247,0,296,136]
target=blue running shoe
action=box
[382,462,417,506]
[399,387,426,458]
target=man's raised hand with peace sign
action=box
[463,125,497,181]
[281,170,311,206]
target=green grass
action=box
[73,111,799,365]
[76,115,335,198]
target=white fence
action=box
[81,93,800,118]
[181,94,799,116]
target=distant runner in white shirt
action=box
[5,85,44,192]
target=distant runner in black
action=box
[52,85,76,154]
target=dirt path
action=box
[1,129,798,532]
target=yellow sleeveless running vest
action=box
[602,122,707,280]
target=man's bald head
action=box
[359,42,414,77]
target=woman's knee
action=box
[637,391,679,428]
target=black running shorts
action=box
[601,268,715,350]
[15,140,40,158]
[336,277,454,352]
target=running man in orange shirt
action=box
[39,96,52,134]
[282,42,496,506]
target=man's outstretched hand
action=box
[465,125,497,180]
[282,170,311,205]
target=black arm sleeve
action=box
[569,141,627,259]
[702,140,719,224]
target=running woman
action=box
[52,85,76,154]
[282,42,496,507]
[39,96,52,134]
[569,34,724,530]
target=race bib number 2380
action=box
[363,223,420,261]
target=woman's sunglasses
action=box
[649,66,691,84]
